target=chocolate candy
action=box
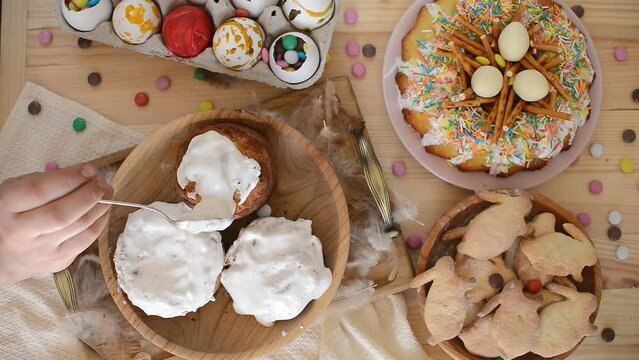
[284,50,299,64]
[633,88,639,103]
[616,245,630,261]
[73,117,87,132]
[261,48,269,64]
[135,92,149,107]
[352,62,366,78]
[607,226,622,241]
[589,143,603,158]
[362,44,376,58]
[570,5,585,18]
[28,101,42,115]
[614,47,628,62]
[77,37,92,49]
[406,234,422,250]
[601,328,615,343]
[44,160,59,172]
[489,273,504,288]
[198,100,214,111]
[622,129,636,143]
[87,72,101,86]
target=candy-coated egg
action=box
[232,0,279,18]
[471,66,503,98]
[213,17,265,71]
[282,0,335,31]
[112,0,162,45]
[60,0,112,31]
[513,70,549,102]
[162,6,214,58]
[498,21,530,62]
[269,32,320,84]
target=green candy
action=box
[282,35,298,51]
[194,68,208,81]
[73,117,86,132]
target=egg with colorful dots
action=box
[281,0,335,31]
[231,0,279,18]
[60,0,112,32]
[213,17,265,71]
[112,0,162,45]
[269,32,320,84]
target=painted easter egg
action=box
[112,0,162,45]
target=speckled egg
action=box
[269,32,320,84]
[281,0,335,31]
[60,0,112,32]
[213,17,265,71]
[232,0,279,18]
[112,0,162,45]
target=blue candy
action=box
[88,0,100,7]
[298,51,307,61]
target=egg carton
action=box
[55,0,339,89]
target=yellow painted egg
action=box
[213,17,265,71]
[282,0,335,31]
[471,66,503,98]
[112,0,162,45]
[513,70,549,102]
[498,22,530,62]
[232,0,279,18]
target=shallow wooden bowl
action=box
[415,191,603,360]
[98,109,350,359]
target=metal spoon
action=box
[98,199,226,232]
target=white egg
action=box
[232,0,279,18]
[112,0,162,45]
[498,22,530,62]
[60,0,112,32]
[471,66,503,98]
[189,0,208,5]
[281,0,335,31]
[513,70,549,102]
[269,32,320,84]
[213,17,265,71]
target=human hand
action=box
[0,164,113,285]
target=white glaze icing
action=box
[221,217,332,326]
[177,130,261,230]
[114,202,224,318]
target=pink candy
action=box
[352,62,366,78]
[576,212,591,227]
[614,47,628,62]
[39,30,53,45]
[345,41,360,57]
[276,60,289,69]
[261,48,269,64]
[392,161,407,176]
[156,76,171,91]
[406,234,423,250]
[44,160,59,172]
[589,180,603,194]
[344,9,358,24]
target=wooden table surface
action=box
[1,0,638,358]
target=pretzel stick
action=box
[466,55,482,69]
[444,98,497,108]
[452,31,485,52]
[537,99,553,110]
[537,53,549,65]
[528,23,542,36]
[482,101,499,132]
[480,35,497,67]
[549,89,557,108]
[453,87,475,102]
[504,100,525,128]
[506,62,521,77]
[492,66,511,143]
[533,42,559,52]
[441,33,484,56]
[457,16,484,37]
[442,226,467,241]
[491,19,501,41]
[459,67,469,89]
[543,57,563,70]
[512,2,526,22]
[503,85,516,126]
[450,43,474,76]
[524,104,572,121]
[522,53,571,100]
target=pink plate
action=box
[382,0,602,190]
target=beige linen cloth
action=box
[0,82,427,360]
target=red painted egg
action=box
[162,6,214,58]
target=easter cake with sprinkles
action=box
[395,0,595,175]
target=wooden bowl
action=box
[98,109,350,359]
[415,191,603,360]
